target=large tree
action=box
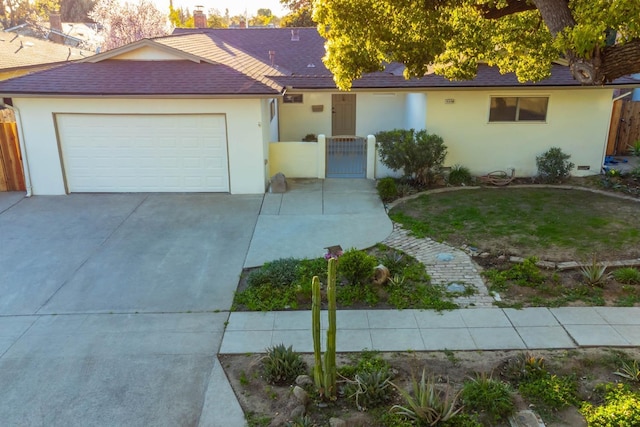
[90,0,170,50]
[280,0,314,27]
[313,0,640,90]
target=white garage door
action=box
[57,114,229,192]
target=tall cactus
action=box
[324,257,337,399]
[311,257,338,400]
[311,276,324,391]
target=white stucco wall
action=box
[13,97,267,195]
[426,88,614,177]
[269,142,321,178]
[278,93,331,141]
[405,93,427,130]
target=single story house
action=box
[0,27,637,195]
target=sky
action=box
[157,0,289,17]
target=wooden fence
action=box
[0,108,26,191]
[606,99,640,156]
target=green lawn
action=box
[390,188,640,261]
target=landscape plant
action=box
[613,267,640,285]
[375,128,447,186]
[447,164,473,186]
[338,248,377,286]
[391,369,462,425]
[461,373,515,423]
[581,383,640,427]
[311,257,337,400]
[535,147,574,183]
[580,255,611,286]
[262,344,307,385]
[377,177,399,202]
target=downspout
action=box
[3,103,32,197]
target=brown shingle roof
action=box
[0,60,279,95]
[0,31,93,71]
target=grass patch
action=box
[390,188,640,260]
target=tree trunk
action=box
[530,0,575,36]
[600,39,640,82]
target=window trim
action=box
[488,95,549,123]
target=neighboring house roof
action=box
[0,27,637,97]
[0,60,278,95]
[0,31,92,72]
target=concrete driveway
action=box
[0,193,261,426]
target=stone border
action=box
[384,183,640,270]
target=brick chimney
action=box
[193,7,206,29]
[49,13,64,44]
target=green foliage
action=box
[501,352,547,383]
[580,255,611,286]
[447,164,474,186]
[613,267,640,285]
[247,258,299,288]
[613,359,640,382]
[391,370,462,425]
[336,283,379,306]
[375,129,448,186]
[338,248,377,286]
[518,374,578,410]
[484,258,545,291]
[628,140,640,156]
[313,0,640,90]
[262,344,307,385]
[344,369,393,410]
[461,373,515,423]
[536,147,575,183]
[377,177,399,202]
[581,383,640,427]
[234,283,298,311]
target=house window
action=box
[489,97,548,122]
[283,94,303,103]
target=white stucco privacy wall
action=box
[13,97,267,195]
[425,88,615,177]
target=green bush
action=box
[339,248,377,285]
[375,128,447,186]
[536,147,574,183]
[262,344,307,385]
[377,177,399,202]
[581,383,640,427]
[447,164,473,186]
[518,374,577,410]
[461,374,515,423]
[613,267,640,285]
[247,258,299,287]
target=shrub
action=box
[613,267,640,285]
[377,177,399,202]
[247,258,299,288]
[344,369,393,410]
[536,147,574,183]
[501,352,547,383]
[508,257,545,287]
[262,344,307,385]
[375,128,447,186]
[461,373,515,423]
[391,370,462,425]
[447,164,473,186]
[518,374,577,410]
[581,383,640,427]
[339,248,377,285]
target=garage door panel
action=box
[57,114,229,192]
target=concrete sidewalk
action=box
[244,179,393,267]
[221,307,640,354]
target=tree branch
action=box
[478,0,536,19]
